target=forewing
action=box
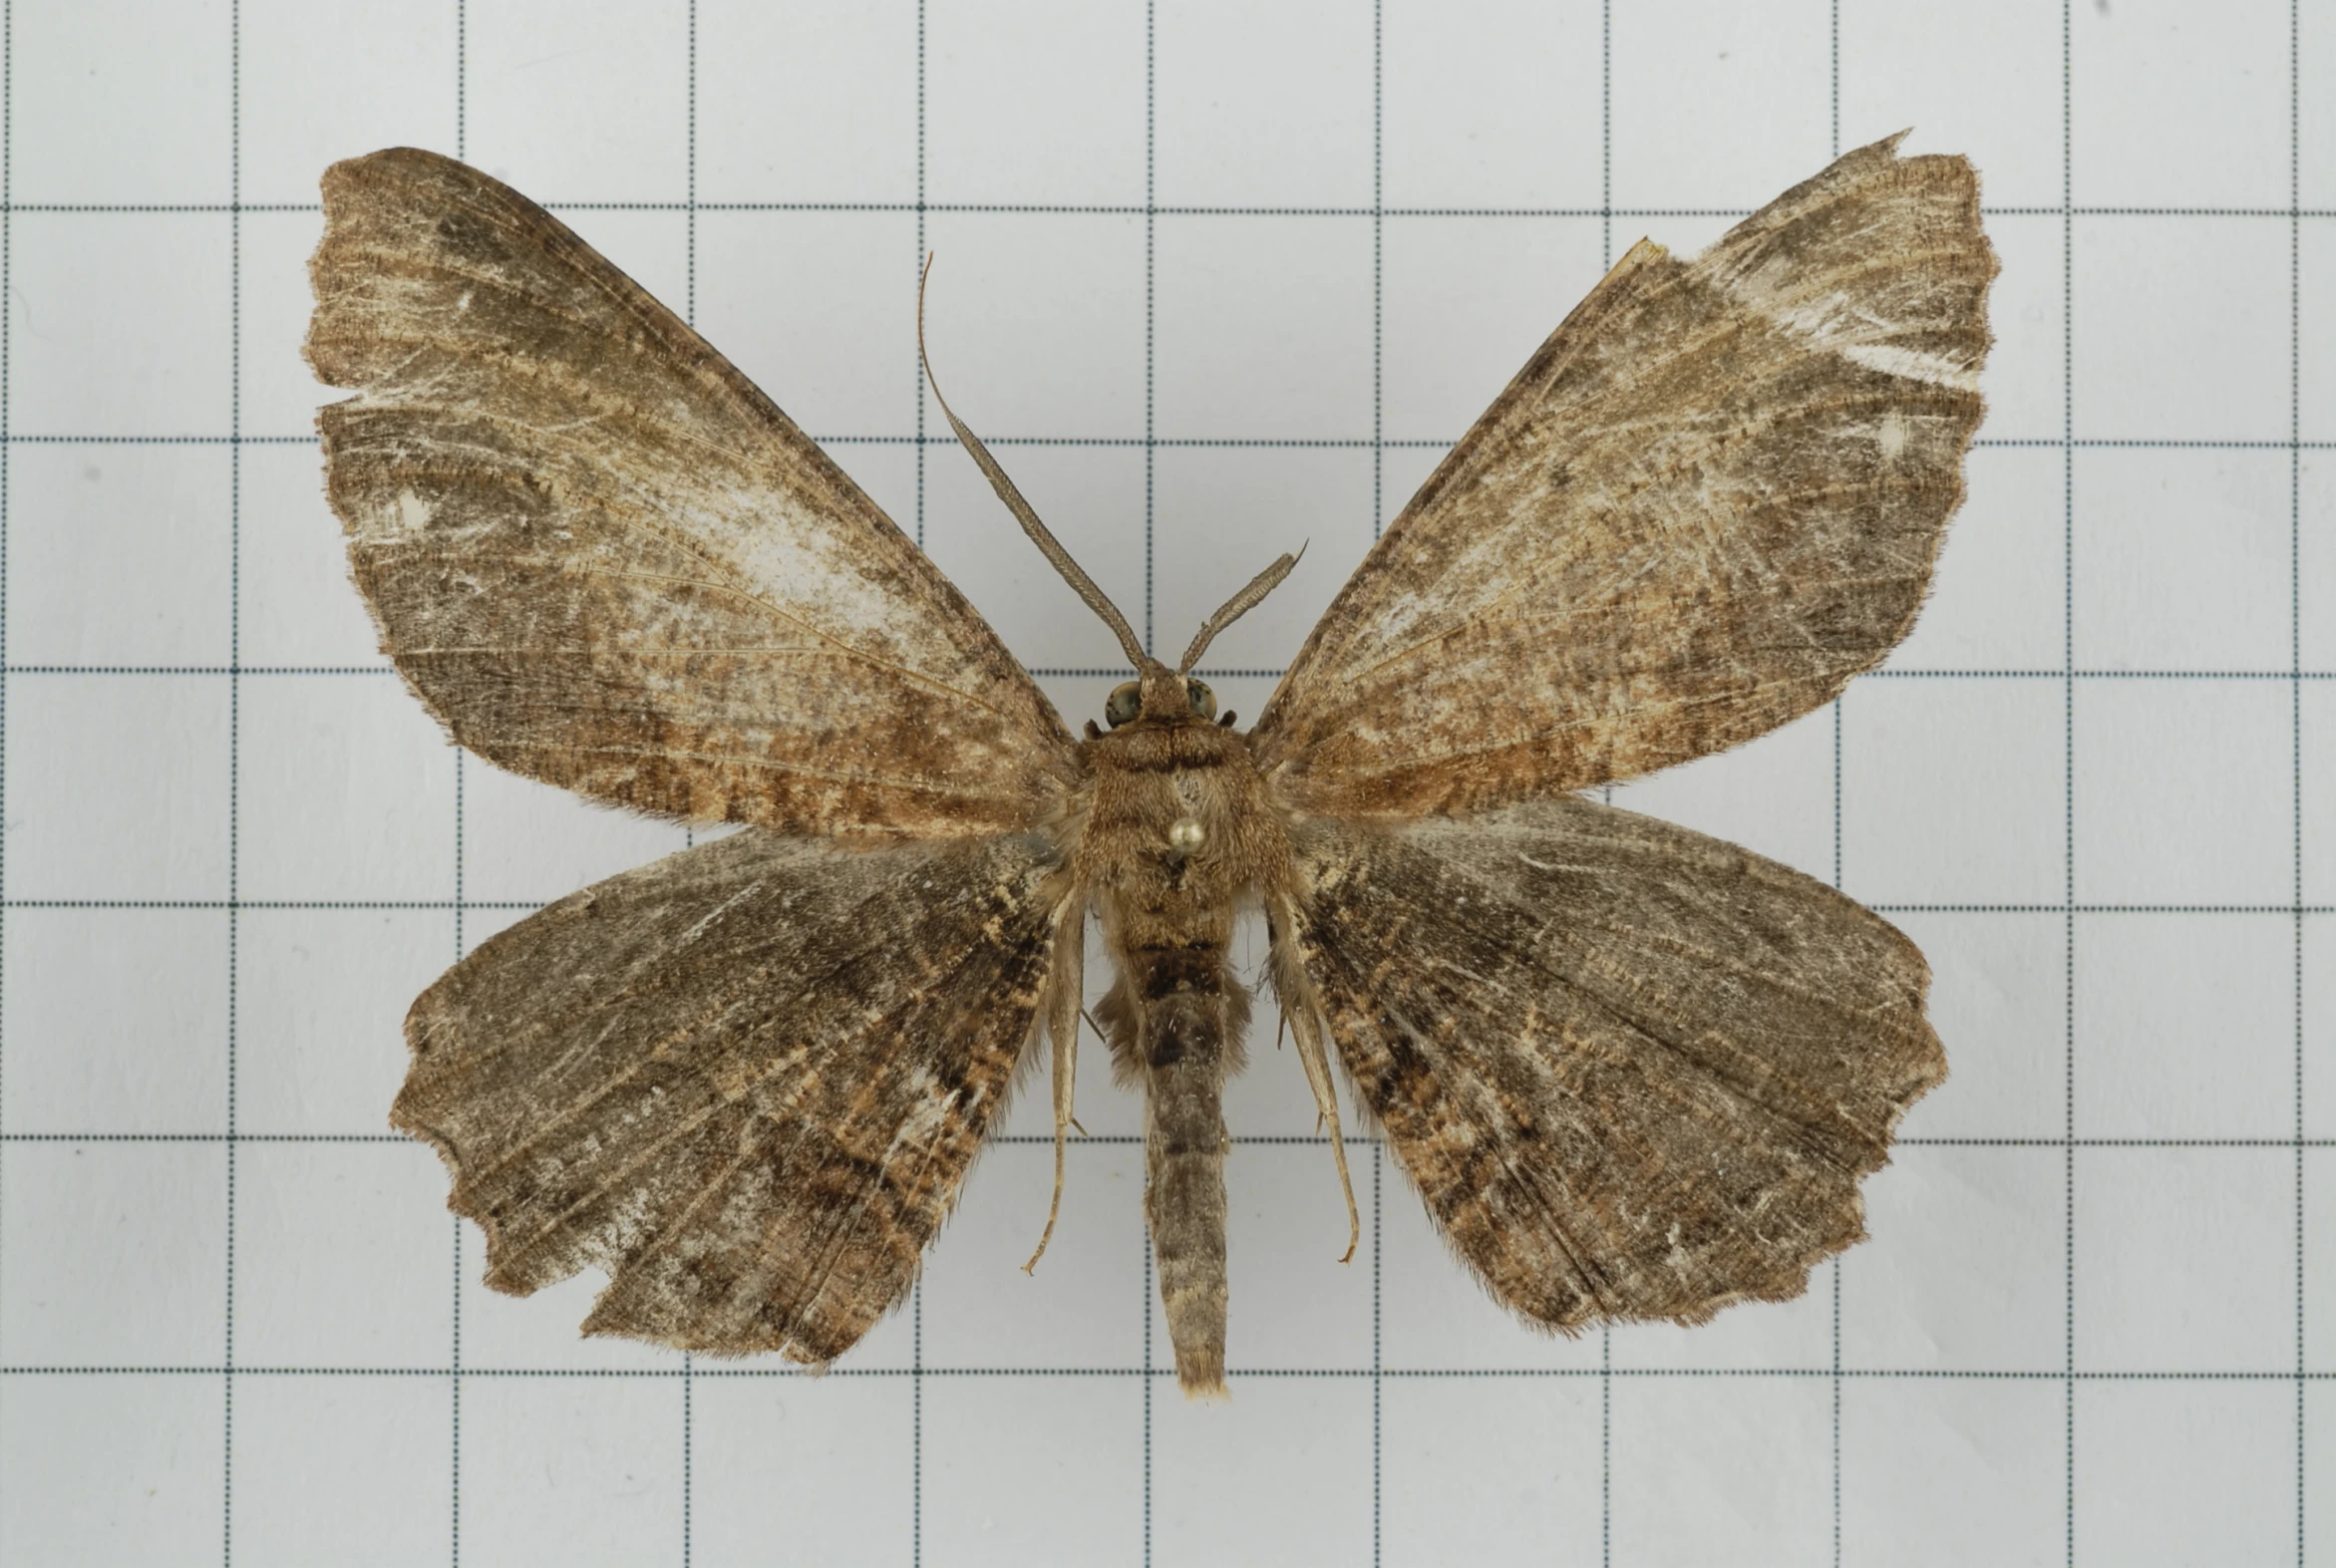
[1286,798,1942,1330]
[1253,135,1994,815]
[392,827,1067,1360]
[308,148,1078,836]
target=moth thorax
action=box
[1168,815,1206,853]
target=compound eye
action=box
[1105,681,1143,729]
[1184,680,1216,721]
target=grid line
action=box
[2291,1,2307,1561]
[911,5,927,1562]
[449,9,467,1564]
[2060,4,2078,1561]
[221,2,242,1560]
[9,197,2336,218]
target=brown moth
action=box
[306,132,1994,1400]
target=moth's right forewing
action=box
[309,148,1078,837]
[1285,799,1943,1331]
[1253,134,1995,815]
[394,826,1075,1362]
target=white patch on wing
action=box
[395,489,432,532]
[1839,341,1979,391]
[1874,411,1912,461]
[1732,283,1980,392]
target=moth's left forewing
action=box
[1252,135,1996,817]
[1283,800,1942,1331]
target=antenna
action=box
[918,255,1156,674]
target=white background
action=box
[0,1,2329,1564]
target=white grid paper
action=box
[0,1,2326,1563]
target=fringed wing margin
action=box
[1252,134,1995,816]
[308,147,1079,837]
[392,827,1069,1361]
[1284,798,1943,1331]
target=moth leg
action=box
[1269,900,1360,1265]
[1024,900,1089,1275]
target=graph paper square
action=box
[234,907,454,1135]
[7,673,231,901]
[2075,679,2294,904]
[1973,212,2068,443]
[1607,1375,1835,1566]
[2072,0,2292,209]
[11,212,231,439]
[1612,1266,1837,1373]
[1836,0,2067,209]
[1379,0,1602,210]
[1378,214,1604,442]
[1841,1144,2068,1372]
[234,0,459,208]
[1610,707,1835,880]
[1153,214,1375,439]
[238,210,336,444]
[2308,229,2336,443]
[2075,447,2295,670]
[2074,1147,2295,1373]
[458,767,690,905]
[0,1375,224,1565]
[923,0,1148,207]
[1608,0,1830,209]
[231,1142,455,1367]
[1149,446,1375,664]
[228,1377,453,1568]
[1892,910,2068,1139]
[2075,214,2293,443]
[1380,1377,1603,1568]
[459,1379,686,1564]
[236,675,458,902]
[1838,1378,2066,1568]
[1,0,2326,1561]
[7,444,232,666]
[2,907,229,1134]
[922,1375,1147,1566]
[2310,686,2336,901]
[1375,1174,1603,1374]
[1154,0,1375,208]
[1151,1378,1377,1566]
[919,213,1149,437]
[694,0,918,204]
[1838,678,2068,904]
[2076,1381,2300,1567]
[917,1140,1148,1370]
[2308,1154,2336,1365]
[0,1142,227,1364]
[1887,447,2067,671]
[8,0,230,205]
[691,1376,917,1565]
[2309,920,2336,1138]
[2075,912,2296,1138]
[694,209,922,436]
[463,0,689,201]
[926,447,1150,666]
[237,447,387,666]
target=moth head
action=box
[1106,677,1215,729]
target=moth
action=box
[307,133,1994,1399]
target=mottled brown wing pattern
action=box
[1285,798,1943,1330]
[1251,134,1995,817]
[392,827,1068,1361]
[307,148,1078,837]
